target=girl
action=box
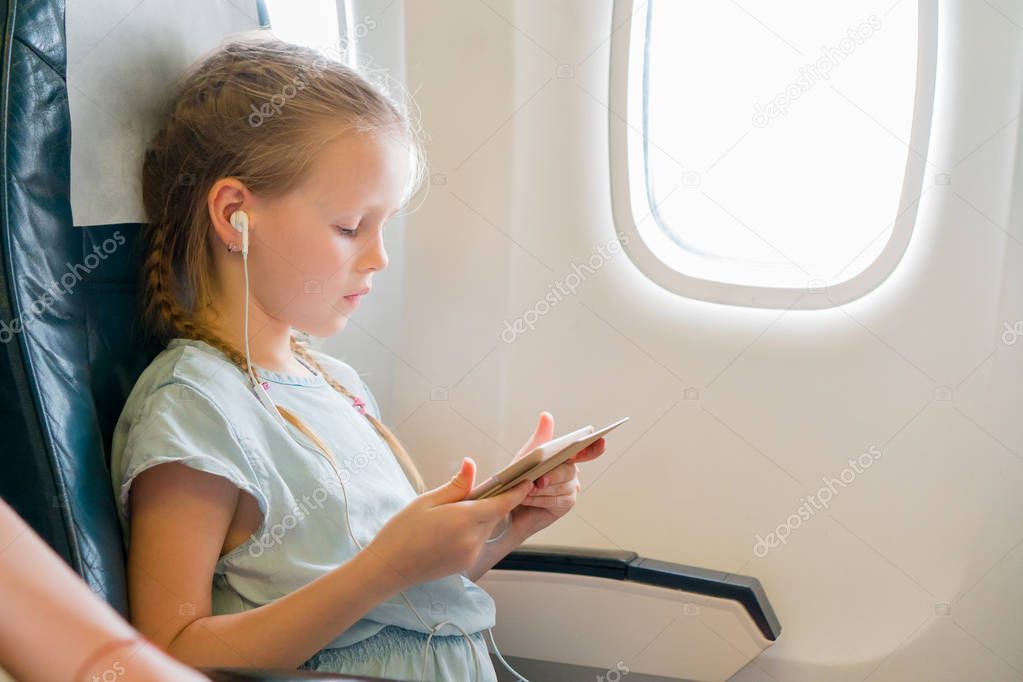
[109,32,606,681]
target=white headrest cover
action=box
[67,0,260,226]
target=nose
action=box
[360,229,388,272]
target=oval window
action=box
[609,0,937,308]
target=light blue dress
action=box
[109,337,498,681]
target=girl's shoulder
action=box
[137,338,247,396]
[117,339,252,430]
[109,340,268,539]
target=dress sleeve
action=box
[113,383,269,537]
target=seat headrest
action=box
[66,0,261,226]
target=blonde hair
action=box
[139,32,427,492]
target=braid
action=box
[140,215,207,345]
[291,338,426,493]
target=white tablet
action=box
[467,417,629,500]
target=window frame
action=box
[607,0,939,309]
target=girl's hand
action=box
[364,458,534,590]
[509,412,608,536]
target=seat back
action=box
[0,0,127,613]
[0,0,263,616]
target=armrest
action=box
[201,547,782,682]
[494,545,781,641]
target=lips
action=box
[343,287,370,306]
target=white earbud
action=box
[230,208,258,390]
[230,210,249,256]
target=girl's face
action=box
[243,130,411,337]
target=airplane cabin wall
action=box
[330,0,1023,679]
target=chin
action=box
[322,313,353,336]
[295,301,356,337]
[292,315,346,339]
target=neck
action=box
[196,288,308,377]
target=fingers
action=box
[528,479,579,497]
[422,457,477,506]
[520,485,579,509]
[514,411,555,459]
[534,461,579,490]
[471,479,534,520]
[569,438,606,464]
[451,457,475,491]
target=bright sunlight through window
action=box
[263,0,341,56]
[612,0,929,307]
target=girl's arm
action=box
[0,497,208,682]
[464,513,536,582]
[128,461,408,669]
[130,456,533,669]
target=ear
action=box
[207,178,254,250]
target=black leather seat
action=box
[0,0,138,612]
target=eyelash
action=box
[335,214,398,237]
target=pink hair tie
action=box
[351,395,366,415]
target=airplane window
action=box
[262,0,342,56]
[610,0,935,308]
